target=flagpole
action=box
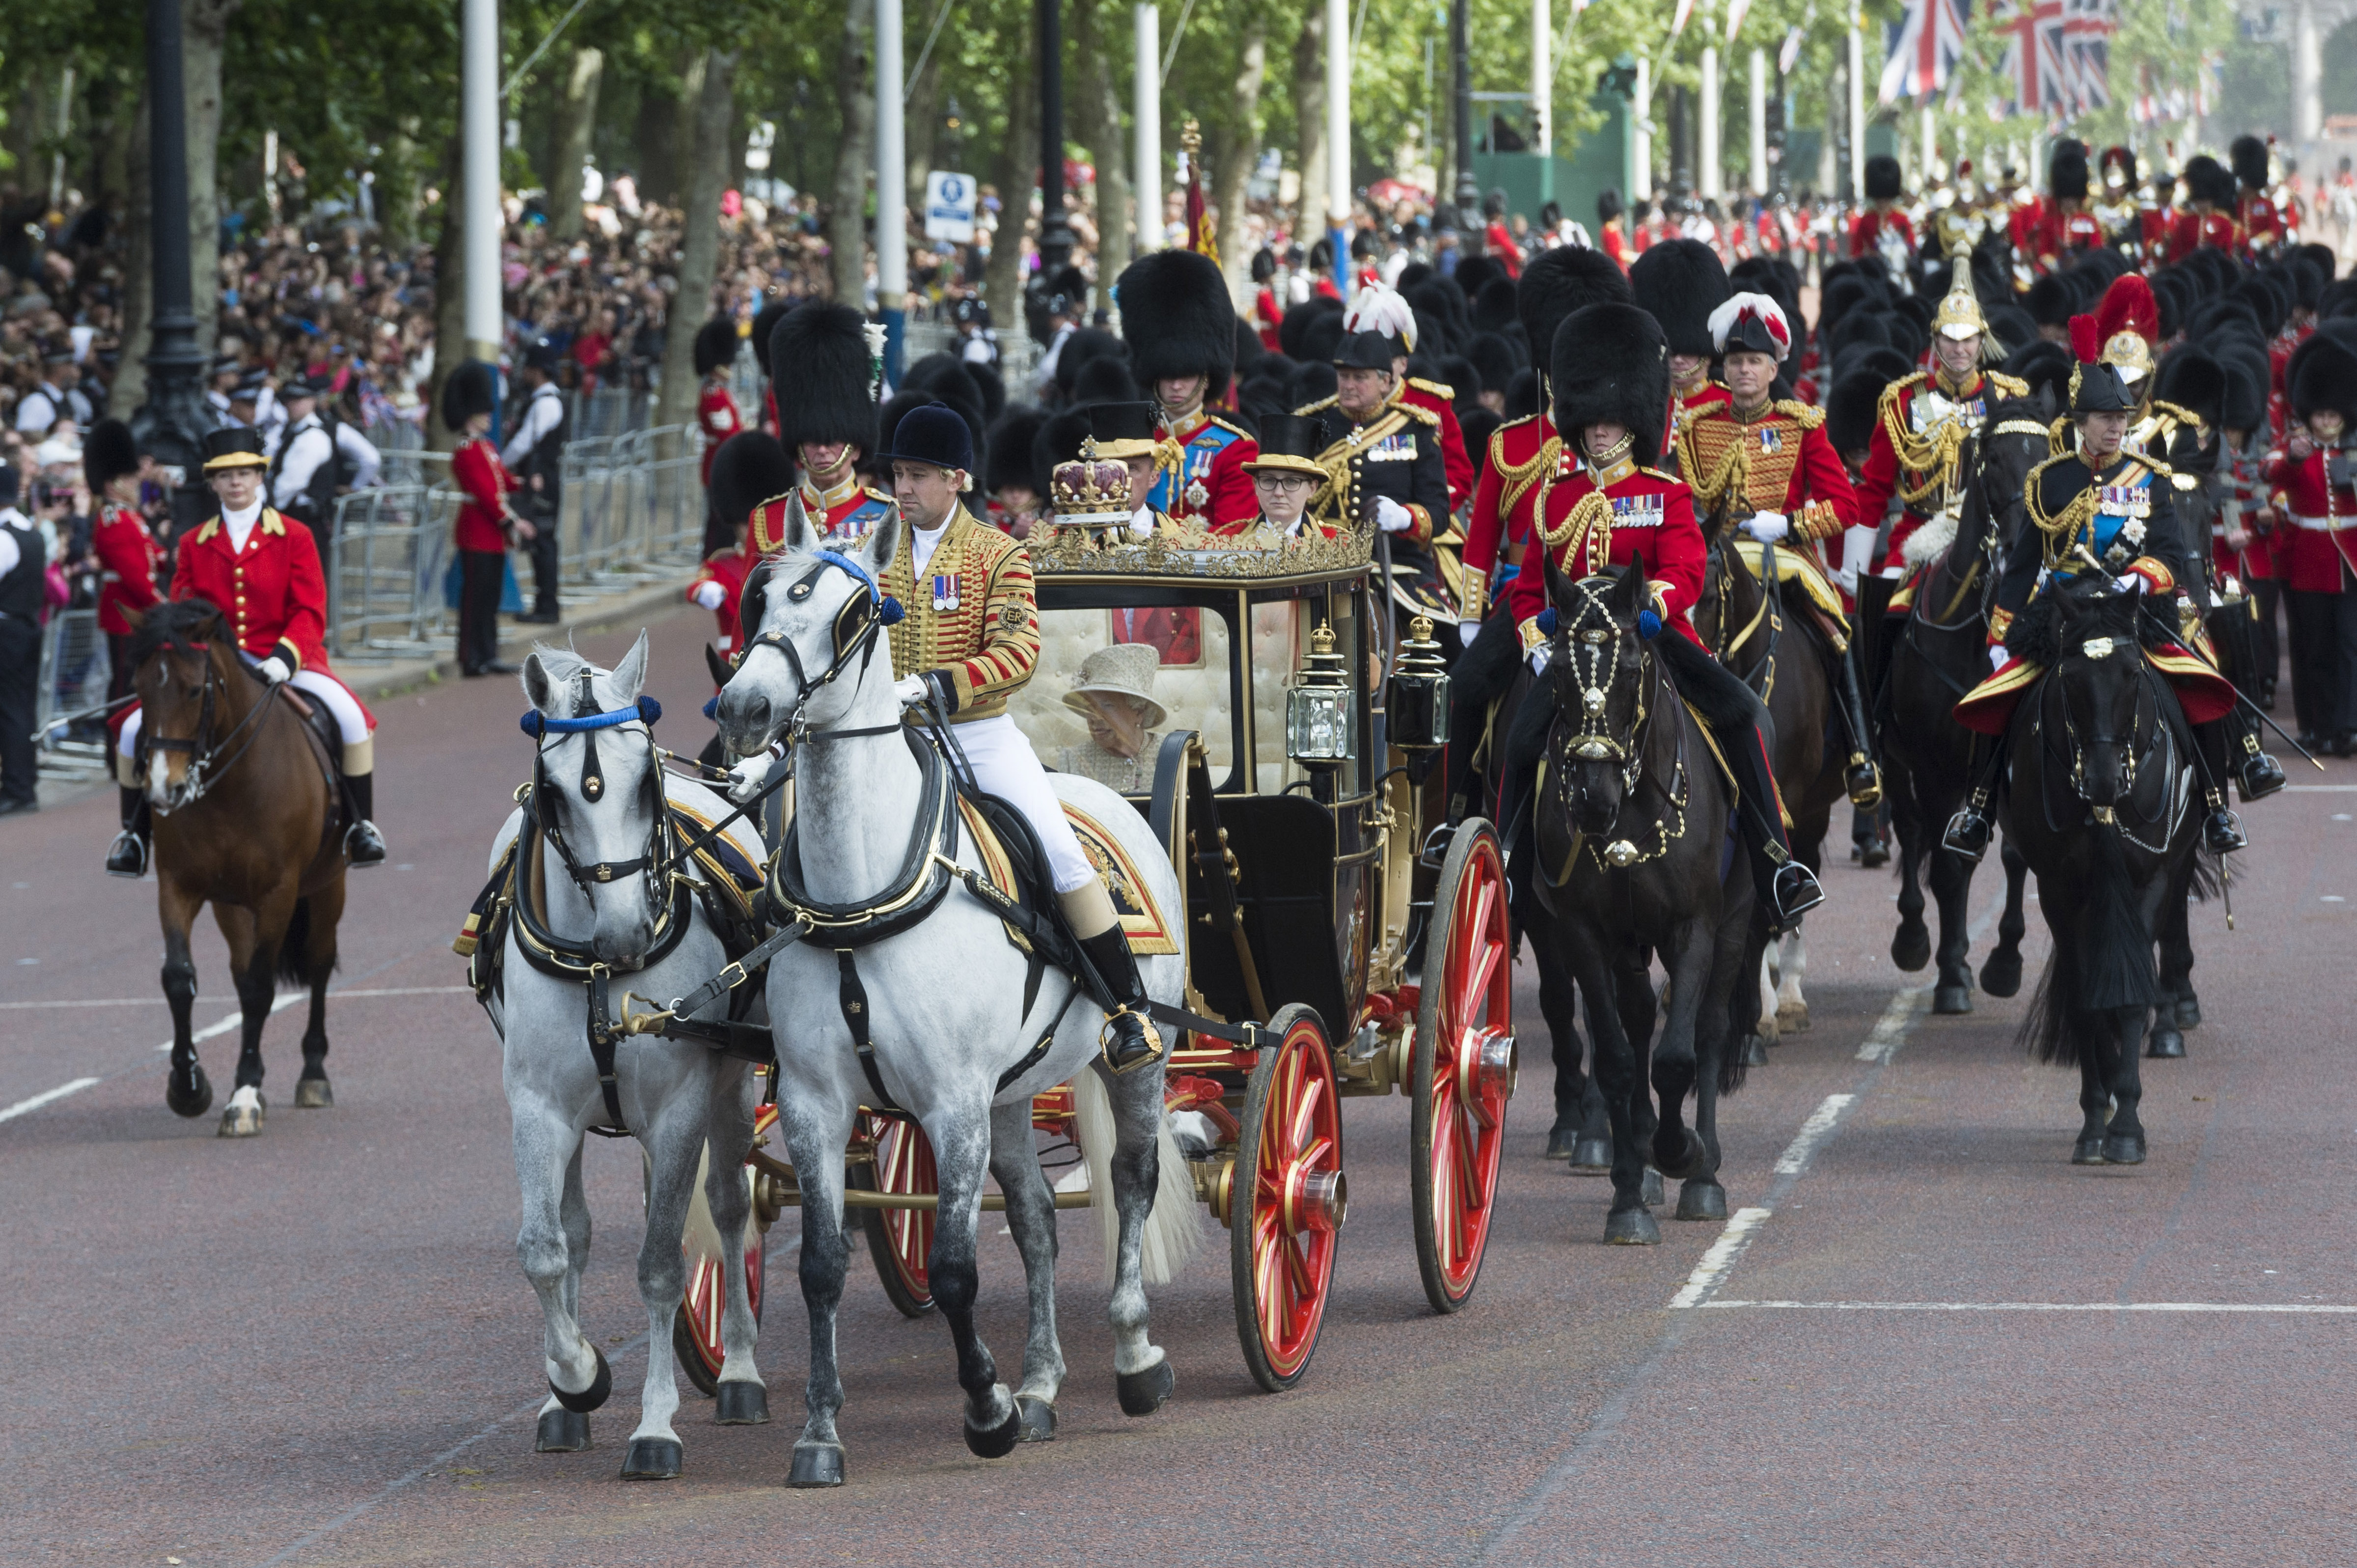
[1700,42,1722,201]
[1846,5,1864,202]
[1749,48,1767,196]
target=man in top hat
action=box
[1229,413,1342,540]
[1947,315,2257,860]
[1629,238,1732,460]
[1057,643,1168,793]
[1676,290,1881,808]
[501,336,568,622]
[1499,300,1826,930]
[85,418,161,703]
[2267,327,2357,756]
[1117,249,1260,532]
[2233,135,2286,258]
[1298,311,1456,631]
[751,302,892,552]
[268,372,382,546]
[693,315,745,488]
[1850,155,1917,270]
[1338,280,1477,514]
[108,426,387,876]
[446,362,527,679]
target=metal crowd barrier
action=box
[33,607,115,779]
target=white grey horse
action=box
[714,501,1199,1487]
[485,635,768,1479]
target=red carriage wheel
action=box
[1231,1004,1346,1392]
[1411,819,1516,1313]
[851,1110,937,1318]
[662,1104,778,1396]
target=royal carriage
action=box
[667,515,1516,1395]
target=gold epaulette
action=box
[1390,397,1441,428]
[1292,394,1340,417]
[2023,454,2097,545]
[1771,399,1826,429]
[2148,399,2206,433]
[1406,376,1456,400]
[1987,372,2030,399]
[1641,466,1681,485]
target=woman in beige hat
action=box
[1057,642,1167,792]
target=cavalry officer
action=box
[447,363,525,679]
[1853,269,2029,582]
[2269,327,2357,757]
[1947,317,2260,862]
[873,404,1161,1073]
[750,302,892,552]
[1499,301,1825,931]
[2233,136,2287,257]
[1629,239,1731,461]
[1676,291,1881,808]
[1331,280,1476,514]
[1849,155,1917,270]
[1116,248,1260,531]
[2030,142,2106,272]
[693,316,745,492]
[85,418,161,703]
[109,427,387,876]
[501,338,568,624]
[268,373,383,548]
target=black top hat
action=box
[1243,412,1330,477]
[202,425,271,472]
[871,400,975,479]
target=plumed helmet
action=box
[1864,154,1904,202]
[769,302,878,454]
[1707,292,1793,361]
[1825,370,1888,459]
[2152,345,2226,431]
[2230,134,2270,191]
[2067,314,2135,415]
[707,432,795,535]
[2049,140,2089,201]
[83,418,139,489]
[440,360,497,431]
[1628,238,1729,359]
[1341,279,1421,352]
[1550,302,1671,467]
[2288,324,2357,423]
[693,316,740,378]
[1117,248,1240,399]
[985,406,1051,496]
[1516,244,1632,372]
[2095,274,2160,388]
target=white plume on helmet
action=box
[1342,281,1418,354]
[1706,291,1792,361]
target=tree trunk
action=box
[658,49,739,433]
[1292,7,1326,246]
[112,77,154,418]
[429,136,468,452]
[984,14,1039,343]
[184,0,241,360]
[634,78,680,204]
[1074,2,1131,291]
[1214,18,1268,306]
[830,6,876,305]
[672,46,709,218]
[548,47,604,242]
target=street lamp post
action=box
[1450,0,1477,227]
[1036,0,1074,281]
[132,0,217,529]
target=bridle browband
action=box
[522,669,669,893]
[735,547,907,741]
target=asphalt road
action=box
[4,604,2354,1568]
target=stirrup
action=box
[1770,863,1825,929]
[1844,754,1884,811]
[1098,1006,1164,1075]
[1941,808,1992,865]
[2236,751,2286,802]
[2202,808,2247,856]
[344,819,388,866]
[105,830,148,879]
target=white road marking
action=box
[1773,1092,1858,1173]
[1666,1208,1770,1309]
[1856,985,1929,1062]
[149,986,472,1052]
[2284,784,2357,792]
[0,1077,101,1123]
[1706,1299,2357,1314]
[4,987,470,1011]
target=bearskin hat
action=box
[1516,244,1632,371]
[2152,345,2226,431]
[1985,302,2040,357]
[2049,140,2089,200]
[707,432,795,537]
[82,417,139,489]
[1504,367,1540,421]
[1466,332,1520,402]
[1864,154,1903,202]
[1628,238,1729,361]
[440,360,497,432]
[769,303,877,454]
[903,352,987,415]
[985,406,1050,497]
[1031,408,1094,488]
[1050,326,1124,403]
[693,316,741,378]
[2217,343,2271,433]
[2289,323,2357,422]
[1550,302,1671,467]
[2230,135,2270,191]
[2006,340,2075,410]
[2027,272,2075,329]
[1071,352,1142,405]
[2182,154,2235,208]
[749,297,794,380]
[1471,275,1521,338]
[1597,188,1625,226]
[1453,255,1506,303]
[1459,406,1504,469]
[1278,297,1345,361]
[1118,248,1240,399]
[1825,370,1888,460]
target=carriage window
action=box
[1010,604,1239,793]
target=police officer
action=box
[0,464,43,816]
[268,374,383,549]
[501,338,567,623]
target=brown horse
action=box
[123,598,349,1136]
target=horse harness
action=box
[140,640,298,809]
[1537,577,1697,891]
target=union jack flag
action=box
[1990,0,2066,115]
[2061,0,2116,113]
[1878,0,1973,104]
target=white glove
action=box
[894,674,931,708]
[1459,619,1483,646]
[1528,648,1549,677]
[1375,496,1414,535]
[257,656,291,685]
[1989,645,2008,672]
[1740,511,1790,543]
[691,579,726,610]
[1839,523,1878,581]
[1834,565,1859,595]
[2116,572,2147,596]
[725,754,772,804]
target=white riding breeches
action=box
[119,657,373,758]
[950,713,1098,894]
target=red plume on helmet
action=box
[2095,274,2158,349]
[2068,313,2103,365]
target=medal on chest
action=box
[932,572,961,612]
[1755,426,1784,455]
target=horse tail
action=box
[2017,951,2074,1066]
[1072,1065,1205,1287]
[274,896,327,989]
[2188,845,2223,903]
[2077,825,2159,1014]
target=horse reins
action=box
[142,641,288,810]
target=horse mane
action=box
[128,598,227,666]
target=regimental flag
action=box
[1991,0,2066,115]
[1179,118,1220,268]
[1878,0,1972,104]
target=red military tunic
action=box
[1848,206,1917,261]
[1397,377,1476,514]
[1507,450,1707,650]
[688,546,753,667]
[2165,208,2243,264]
[452,435,515,554]
[2029,203,2104,269]
[749,476,895,552]
[1148,408,1259,531]
[2262,443,2357,594]
[170,507,330,675]
[698,380,744,486]
[2238,190,2285,256]
[1676,398,1860,571]
[1854,369,2029,567]
[1461,411,1557,623]
[1667,380,1733,466]
[90,497,163,637]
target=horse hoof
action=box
[787,1441,845,1488]
[216,1094,266,1138]
[620,1436,682,1480]
[1775,1001,1809,1033]
[2175,997,2201,1029]
[1570,1136,1613,1171]
[1604,1207,1662,1245]
[1891,928,1931,973]
[1675,1180,1729,1221]
[535,1408,591,1453]
[1016,1396,1058,1442]
[550,1344,612,1414]
[714,1380,770,1425]
[1641,1168,1665,1206]
[965,1402,1023,1459]
[2102,1133,2146,1166]
[1739,1034,1770,1067]
[1115,1357,1176,1417]
[165,1064,212,1119]
[1654,1129,1707,1181]
[1979,953,2023,999]
[1933,982,1973,1016]
[2072,1135,2107,1165]
[293,1077,333,1109]
[2145,1028,2186,1060]
[1544,1124,1578,1160]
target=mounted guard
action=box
[750,303,893,552]
[1118,248,1260,532]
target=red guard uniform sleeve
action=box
[1434,396,1474,514]
[1206,435,1261,530]
[93,511,162,627]
[1793,421,1861,535]
[1463,439,1508,590]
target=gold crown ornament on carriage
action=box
[1049,444,1135,530]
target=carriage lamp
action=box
[1388,615,1452,769]
[1286,623,1355,770]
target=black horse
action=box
[1876,395,2046,1015]
[2001,579,2204,1163]
[1517,559,1758,1239]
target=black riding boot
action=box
[1720,721,1824,931]
[1442,611,1522,826]
[1075,927,1163,1073]
[343,774,387,866]
[106,785,149,878]
[1942,734,2003,864]
[2193,722,2248,854]
[1830,640,1884,808]
[2226,712,2286,802]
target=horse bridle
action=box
[2036,615,2176,840]
[736,548,905,738]
[141,638,285,811]
[522,668,670,896]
